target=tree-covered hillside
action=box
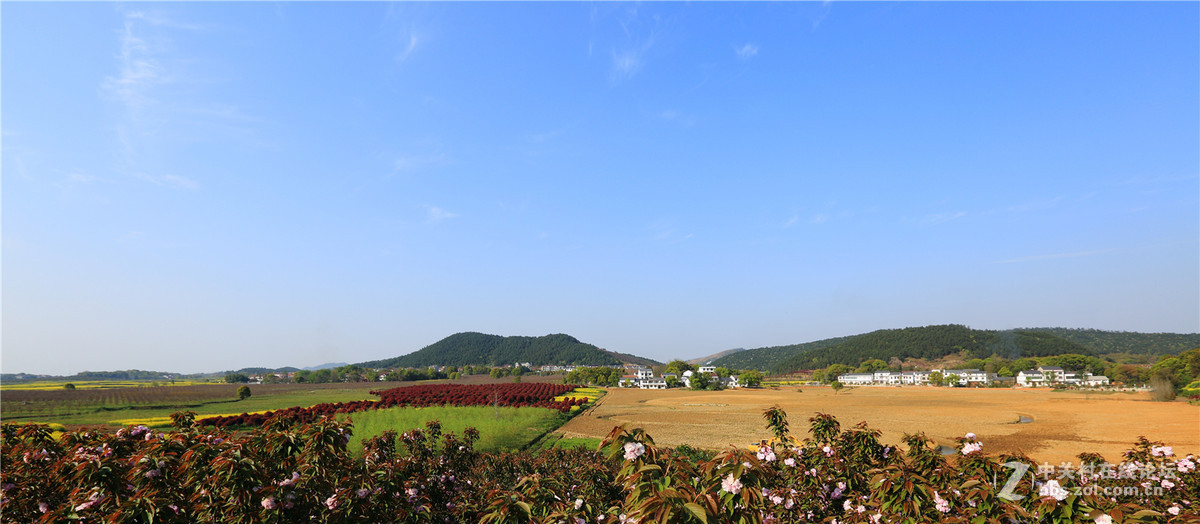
[712,325,1105,375]
[709,336,853,371]
[1020,328,1200,356]
[356,332,625,369]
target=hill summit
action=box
[356,332,646,369]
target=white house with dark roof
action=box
[838,373,875,385]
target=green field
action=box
[0,382,387,427]
[3,382,605,455]
[339,405,575,454]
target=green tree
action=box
[63,383,75,391]
[224,373,250,384]
[261,374,281,384]
[664,360,693,375]
[830,380,844,394]
[929,371,945,387]
[490,367,505,379]
[824,364,853,383]
[689,372,711,390]
[739,370,764,388]
[856,359,888,373]
[714,367,732,378]
[945,373,961,387]
[236,385,252,401]
[310,369,334,384]
[664,376,680,388]
[1010,358,1037,372]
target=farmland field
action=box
[0,374,573,428]
[556,386,1200,464]
[338,405,572,454]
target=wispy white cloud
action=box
[611,47,648,81]
[657,109,696,127]
[527,128,566,144]
[783,214,800,228]
[392,152,448,174]
[103,12,168,122]
[102,10,262,190]
[134,172,199,191]
[1007,196,1064,214]
[647,218,693,243]
[735,43,759,60]
[425,205,459,223]
[921,211,966,225]
[397,33,420,63]
[992,248,1116,265]
[810,213,830,225]
[604,6,663,83]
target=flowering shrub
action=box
[2,406,1195,522]
[196,382,586,427]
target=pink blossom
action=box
[261,497,276,510]
[1178,458,1196,473]
[965,432,976,440]
[324,495,339,510]
[38,502,48,514]
[1039,480,1068,501]
[1094,515,1113,524]
[933,491,950,513]
[784,458,795,467]
[720,474,743,495]
[1168,505,1181,516]
[623,442,646,461]
[278,472,301,487]
[961,442,982,455]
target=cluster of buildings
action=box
[618,365,741,389]
[837,365,1112,388]
[1015,366,1110,387]
[837,369,999,387]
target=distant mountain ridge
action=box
[355,332,656,369]
[710,325,1200,375]
[687,348,746,366]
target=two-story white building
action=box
[838,373,875,385]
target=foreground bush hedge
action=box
[1,408,1195,523]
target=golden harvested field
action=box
[557,386,1200,464]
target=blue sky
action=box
[3,2,1197,375]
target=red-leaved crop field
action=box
[196,383,586,427]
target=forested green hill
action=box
[711,325,1109,374]
[1020,328,1200,356]
[355,332,627,368]
[708,336,853,371]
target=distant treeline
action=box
[356,332,624,369]
[712,325,1198,375]
[0,370,182,383]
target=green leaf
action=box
[683,502,708,523]
[515,501,532,516]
